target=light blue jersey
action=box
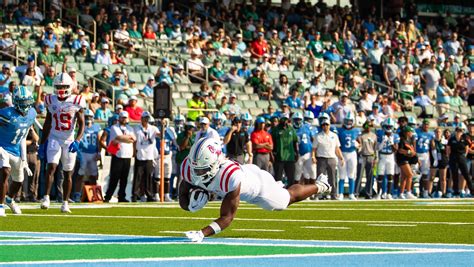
[306,123,319,137]
[338,127,361,153]
[415,129,434,153]
[157,128,177,155]
[80,124,101,154]
[296,125,314,155]
[0,107,37,157]
[213,126,229,155]
[376,129,400,154]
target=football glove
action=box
[68,140,80,153]
[188,189,209,213]
[38,142,47,160]
[185,230,204,242]
[21,160,33,177]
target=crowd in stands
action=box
[0,0,473,202]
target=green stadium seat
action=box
[172,92,181,99]
[425,105,435,117]
[249,94,259,101]
[256,100,270,109]
[281,71,293,79]
[173,98,187,107]
[267,71,280,80]
[131,58,145,66]
[85,70,97,78]
[79,62,94,71]
[123,58,132,65]
[149,65,159,74]
[238,94,249,101]
[94,64,107,71]
[413,106,423,117]
[181,92,193,99]
[176,84,190,92]
[243,101,257,108]
[249,108,263,116]
[75,72,85,83]
[128,72,143,83]
[135,65,149,73]
[293,71,304,79]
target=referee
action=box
[313,117,344,199]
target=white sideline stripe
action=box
[0,249,471,265]
[16,214,474,226]
[302,226,351,230]
[232,229,284,232]
[367,224,417,227]
[159,231,185,234]
[2,230,474,248]
[16,205,474,212]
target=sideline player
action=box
[375,118,399,199]
[415,119,434,198]
[38,73,86,213]
[179,138,331,242]
[74,109,102,202]
[0,86,37,216]
[337,112,361,200]
[292,112,316,185]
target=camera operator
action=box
[224,117,252,164]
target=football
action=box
[189,187,210,201]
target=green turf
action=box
[0,244,392,262]
[2,200,473,244]
[0,237,30,240]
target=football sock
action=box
[348,178,355,194]
[338,179,345,195]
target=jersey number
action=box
[12,128,27,145]
[53,113,72,131]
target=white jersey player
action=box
[38,73,86,213]
[179,138,332,242]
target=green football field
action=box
[1,199,473,266]
[2,199,473,244]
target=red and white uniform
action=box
[181,157,290,211]
[45,94,86,171]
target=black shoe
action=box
[118,199,130,203]
[365,195,373,199]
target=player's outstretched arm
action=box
[202,184,241,237]
[40,111,52,145]
[178,180,192,211]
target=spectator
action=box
[132,111,159,202]
[38,44,53,68]
[114,22,131,44]
[450,89,463,109]
[141,76,155,98]
[224,117,251,164]
[421,61,441,98]
[208,59,225,82]
[94,98,113,121]
[323,44,343,63]
[0,64,12,93]
[104,111,136,202]
[237,62,251,79]
[173,64,191,84]
[250,32,269,62]
[251,117,273,172]
[271,114,298,186]
[74,41,93,63]
[332,93,356,124]
[436,77,453,116]
[221,66,245,85]
[95,43,112,65]
[156,58,173,85]
[186,92,205,122]
[125,96,143,121]
[186,52,205,82]
[274,74,290,100]
[0,30,15,53]
[383,55,400,95]
[175,121,196,184]
[313,117,344,200]
[285,88,303,109]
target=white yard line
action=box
[367,224,417,227]
[232,229,284,232]
[302,226,351,230]
[16,213,474,226]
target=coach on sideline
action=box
[313,117,344,200]
[104,111,136,202]
[251,117,273,172]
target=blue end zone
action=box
[0,231,473,267]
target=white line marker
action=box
[232,229,284,232]
[159,231,185,234]
[367,224,417,227]
[302,226,351,230]
[16,214,474,226]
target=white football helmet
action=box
[188,137,224,186]
[291,112,303,128]
[343,112,355,129]
[84,109,94,125]
[53,72,73,99]
[382,118,395,133]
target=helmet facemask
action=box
[14,95,34,115]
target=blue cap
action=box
[256,117,265,124]
[27,55,35,62]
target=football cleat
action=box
[386,194,393,200]
[315,173,331,194]
[164,193,172,202]
[406,192,417,199]
[0,205,6,217]
[348,194,357,200]
[61,202,71,213]
[337,194,344,201]
[40,195,50,210]
[5,197,21,214]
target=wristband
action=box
[209,222,221,234]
